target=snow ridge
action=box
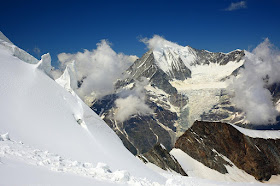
[0,32,38,64]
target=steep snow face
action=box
[153,46,196,74]
[0,44,165,184]
[142,35,196,73]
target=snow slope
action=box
[230,124,280,139]
[0,39,165,185]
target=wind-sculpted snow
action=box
[36,53,52,78]
[56,60,78,95]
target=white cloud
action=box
[229,38,280,125]
[224,1,247,11]
[57,40,138,101]
[114,78,153,122]
[114,95,152,122]
[140,35,180,52]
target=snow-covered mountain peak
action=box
[143,36,194,71]
[152,45,196,74]
[144,35,184,52]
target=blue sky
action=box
[0,0,279,67]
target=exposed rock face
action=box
[92,94,176,154]
[115,49,187,107]
[139,143,187,176]
[175,121,280,181]
[193,49,245,66]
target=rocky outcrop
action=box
[139,143,187,176]
[193,49,245,66]
[175,121,280,181]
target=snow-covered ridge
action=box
[0,31,38,64]
[230,123,280,139]
[148,36,243,78]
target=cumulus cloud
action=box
[224,1,247,11]
[140,35,181,52]
[57,40,138,101]
[114,78,153,122]
[229,38,280,125]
